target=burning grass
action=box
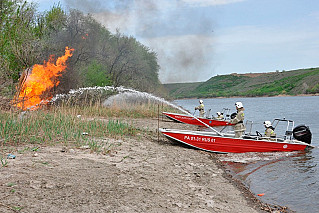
[12,47,74,111]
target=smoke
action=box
[143,34,215,83]
[64,0,216,83]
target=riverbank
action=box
[0,116,286,212]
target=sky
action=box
[33,0,319,83]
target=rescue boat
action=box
[160,119,313,153]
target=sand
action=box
[0,117,270,213]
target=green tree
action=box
[82,60,112,87]
[0,0,38,82]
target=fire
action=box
[13,46,74,110]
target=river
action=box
[173,96,319,213]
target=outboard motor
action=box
[293,125,312,144]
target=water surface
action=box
[174,96,319,213]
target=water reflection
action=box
[292,149,317,173]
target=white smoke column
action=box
[64,0,216,83]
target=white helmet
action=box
[216,112,221,115]
[235,102,243,108]
[264,121,272,128]
[199,99,203,104]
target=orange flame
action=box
[13,46,74,110]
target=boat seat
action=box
[285,131,292,136]
[284,130,293,140]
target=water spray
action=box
[51,86,224,136]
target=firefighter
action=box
[263,121,276,138]
[230,102,245,138]
[195,99,205,118]
[216,112,224,120]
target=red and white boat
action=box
[160,119,313,153]
[163,111,234,127]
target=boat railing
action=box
[242,120,285,142]
[242,118,298,142]
[222,108,231,121]
[206,108,232,121]
[205,109,212,119]
[244,120,254,135]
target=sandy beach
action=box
[0,117,272,213]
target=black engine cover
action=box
[293,125,312,144]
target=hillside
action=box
[163,67,319,99]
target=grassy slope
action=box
[163,67,319,99]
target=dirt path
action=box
[0,118,264,213]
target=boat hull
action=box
[160,128,309,153]
[163,112,233,127]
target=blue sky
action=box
[34,0,319,83]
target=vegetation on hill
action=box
[164,68,319,99]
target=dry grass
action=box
[0,101,179,157]
[55,100,181,118]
